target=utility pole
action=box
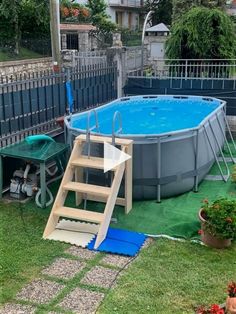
[50,0,61,72]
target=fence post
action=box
[107,35,124,98]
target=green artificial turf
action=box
[63,163,236,240]
[99,239,236,314]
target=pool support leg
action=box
[156,138,161,203]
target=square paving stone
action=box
[0,303,36,314]
[81,266,119,289]
[16,279,64,304]
[59,287,104,314]
[42,258,86,280]
[65,246,98,260]
[101,254,133,268]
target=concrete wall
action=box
[0,57,52,77]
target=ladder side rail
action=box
[125,143,133,213]
[112,111,123,146]
[43,140,82,238]
[94,160,126,249]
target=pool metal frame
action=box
[64,95,236,201]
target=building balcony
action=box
[108,0,143,8]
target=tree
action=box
[166,7,236,59]
[172,0,226,21]
[144,0,173,26]
[86,0,116,32]
[0,0,50,55]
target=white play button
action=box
[104,142,131,173]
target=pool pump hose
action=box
[35,165,64,208]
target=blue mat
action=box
[87,227,147,256]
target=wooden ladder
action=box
[43,134,133,249]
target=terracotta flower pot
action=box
[198,209,232,249]
[226,297,236,314]
[56,116,65,128]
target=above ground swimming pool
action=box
[65,95,226,200]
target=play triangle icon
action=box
[104,142,131,173]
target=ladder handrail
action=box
[84,109,100,209]
[86,109,100,158]
[112,111,123,146]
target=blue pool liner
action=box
[87,227,147,256]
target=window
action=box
[66,33,79,50]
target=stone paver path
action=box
[0,303,36,314]
[59,287,104,314]
[81,265,119,289]
[65,246,98,260]
[1,238,151,313]
[16,279,64,304]
[42,257,86,279]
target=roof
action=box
[146,23,170,33]
[60,24,96,32]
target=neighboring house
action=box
[60,24,97,51]
[226,0,236,16]
[76,0,143,30]
[145,23,170,60]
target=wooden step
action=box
[63,182,111,197]
[76,134,133,146]
[71,156,116,171]
[54,206,104,223]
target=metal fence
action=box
[72,50,108,68]
[128,59,236,79]
[0,62,118,147]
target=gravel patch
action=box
[65,246,98,260]
[101,254,133,268]
[42,258,86,280]
[142,237,153,249]
[0,303,36,314]
[16,279,64,304]
[59,287,104,314]
[81,266,119,289]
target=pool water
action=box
[71,96,221,135]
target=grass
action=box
[0,48,43,62]
[0,201,68,304]
[1,197,236,313]
[99,239,236,314]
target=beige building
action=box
[77,0,143,30]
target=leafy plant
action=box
[200,198,236,240]
[232,165,236,183]
[166,7,236,59]
[227,281,236,298]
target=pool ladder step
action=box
[71,156,117,171]
[54,207,104,223]
[43,134,133,249]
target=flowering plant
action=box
[200,198,236,240]
[227,281,236,297]
[196,304,225,314]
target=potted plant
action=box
[198,198,236,248]
[226,281,236,314]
